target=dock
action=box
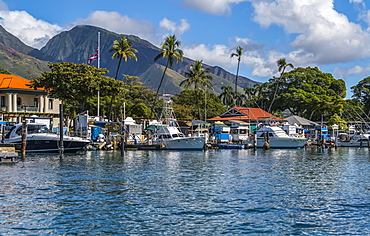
[0,143,18,164]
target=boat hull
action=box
[8,135,90,153]
[155,137,206,150]
[337,141,369,147]
[257,138,307,148]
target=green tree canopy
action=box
[110,36,138,80]
[351,76,370,113]
[154,35,183,100]
[30,62,124,114]
[180,60,214,120]
[173,90,226,120]
[268,67,346,121]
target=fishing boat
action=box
[337,133,370,147]
[149,100,206,150]
[255,125,307,148]
[5,123,90,153]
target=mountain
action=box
[0,24,259,94]
[39,25,259,94]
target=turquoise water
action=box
[1,148,370,235]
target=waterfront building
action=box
[0,74,61,118]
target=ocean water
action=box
[1,148,370,235]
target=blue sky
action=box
[1,0,370,97]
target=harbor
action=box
[1,148,370,235]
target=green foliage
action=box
[351,76,370,114]
[327,114,347,130]
[263,67,346,121]
[154,35,184,99]
[0,65,10,74]
[219,86,235,108]
[110,36,138,80]
[173,90,226,119]
[180,60,214,120]
[31,62,124,114]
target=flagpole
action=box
[97,31,101,120]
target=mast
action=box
[97,32,100,119]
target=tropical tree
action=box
[172,90,226,119]
[351,76,370,114]
[153,35,183,101]
[30,62,123,115]
[268,58,294,112]
[180,60,214,120]
[109,36,138,120]
[271,66,346,120]
[219,85,235,108]
[230,46,243,95]
[110,36,138,80]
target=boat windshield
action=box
[27,125,51,134]
[14,124,51,136]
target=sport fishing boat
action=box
[148,100,206,150]
[255,125,307,148]
[5,123,90,153]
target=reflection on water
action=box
[1,148,370,235]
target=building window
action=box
[34,98,38,107]
[17,97,22,106]
[0,96,5,107]
[48,99,53,109]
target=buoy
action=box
[263,142,270,150]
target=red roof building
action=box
[207,107,285,123]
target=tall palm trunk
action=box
[155,59,170,102]
[235,59,240,95]
[109,57,123,121]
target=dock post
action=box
[59,104,64,155]
[21,119,27,160]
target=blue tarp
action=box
[91,126,102,141]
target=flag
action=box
[87,48,98,64]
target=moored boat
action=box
[5,123,90,153]
[255,125,307,148]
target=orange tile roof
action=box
[208,107,285,121]
[0,74,45,91]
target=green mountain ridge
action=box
[0,24,259,94]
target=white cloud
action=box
[183,38,274,77]
[159,18,190,36]
[349,0,364,3]
[249,0,370,65]
[334,64,370,78]
[182,0,247,15]
[0,10,62,49]
[72,11,158,44]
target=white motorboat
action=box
[337,133,370,147]
[255,125,307,148]
[5,123,90,153]
[152,125,206,150]
[148,100,206,150]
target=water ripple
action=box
[1,149,370,235]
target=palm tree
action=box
[154,35,183,101]
[268,58,294,113]
[219,85,234,108]
[230,46,243,95]
[180,60,214,119]
[109,36,138,120]
[110,36,138,80]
